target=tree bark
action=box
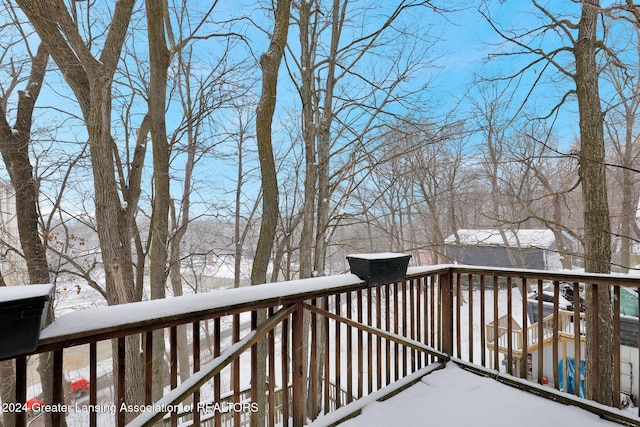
[15,0,145,419]
[252,0,290,288]
[575,0,614,406]
[0,42,57,427]
[298,0,317,281]
[252,1,291,425]
[146,0,172,405]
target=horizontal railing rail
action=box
[4,264,640,426]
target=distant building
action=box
[0,179,28,285]
[444,228,576,271]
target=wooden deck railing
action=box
[3,264,640,426]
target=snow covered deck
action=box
[312,362,629,427]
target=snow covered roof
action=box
[444,229,567,249]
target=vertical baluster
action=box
[366,290,373,394]
[468,274,474,363]
[15,356,26,427]
[90,342,97,427]
[574,282,582,398]
[424,276,429,349]
[590,283,601,401]
[170,327,178,391]
[324,296,331,413]
[346,291,353,404]
[430,276,435,363]
[410,278,416,371]
[170,326,178,427]
[521,277,528,380]
[393,282,399,381]
[282,315,290,426]
[309,299,318,418]
[192,321,200,426]
[507,277,513,375]
[335,293,341,408]
[613,285,621,403]
[492,276,499,370]
[415,277,422,368]
[385,284,391,385]
[426,276,432,364]
[480,275,486,368]
[553,281,560,390]
[117,337,126,427]
[376,286,382,388]
[292,303,304,426]
[537,279,544,385]
[456,274,461,359]
[145,331,153,404]
[233,313,241,426]
[214,317,221,426]
[251,310,258,427]
[357,290,364,398]
[268,307,276,425]
[52,349,63,427]
[402,280,408,376]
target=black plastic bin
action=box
[347,252,411,287]
[0,284,54,359]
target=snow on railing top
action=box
[39,273,364,344]
[36,263,640,347]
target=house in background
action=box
[444,228,577,271]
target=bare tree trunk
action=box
[575,0,614,406]
[146,0,172,406]
[252,1,291,426]
[253,0,290,281]
[0,42,63,427]
[296,1,320,416]
[15,0,146,419]
[298,0,317,281]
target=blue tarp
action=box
[616,287,639,317]
[558,358,585,398]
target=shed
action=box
[444,228,575,271]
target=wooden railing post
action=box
[439,270,454,358]
[15,356,26,427]
[117,337,126,427]
[292,302,305,426]
[589,283,600,403]
[52,349,64,427]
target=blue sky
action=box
[1,0,630,219]
[426,2,585,148]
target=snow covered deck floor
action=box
[309,362,637,427]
